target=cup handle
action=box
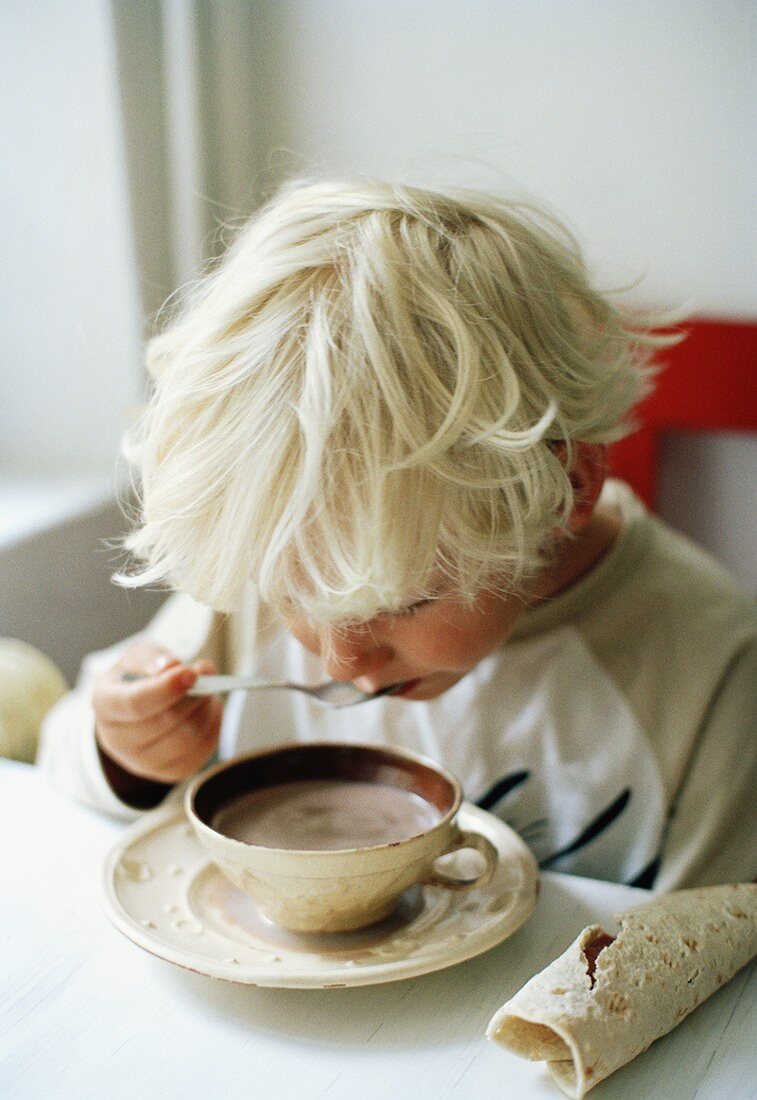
[422,828,498,890]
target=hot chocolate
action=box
[211,779,442,851]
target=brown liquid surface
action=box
[211,779,441,850]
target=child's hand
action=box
[92,642,223,784]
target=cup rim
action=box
[185,740,463,856]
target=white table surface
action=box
[1,759,754,1100]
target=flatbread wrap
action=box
[487,883,757,1098]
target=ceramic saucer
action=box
[102,802,538,988]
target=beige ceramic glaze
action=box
[102,801,538,988]
[185,742,499,933]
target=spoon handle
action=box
[186,675,286,697]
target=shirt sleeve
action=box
[37,593,221,819]
[652,639,757,891]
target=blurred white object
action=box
[0,638,68,762]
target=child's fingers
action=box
[104,656,220,723]
[95,662,198,723]
[189,658,219,677]
[132,692,219,749]
[96,695,222,782]
[141,697,223,783]
[93,648,225,782]
[113,642,180,677]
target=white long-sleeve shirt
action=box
[39,482,757,891]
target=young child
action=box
[39,180,756,891]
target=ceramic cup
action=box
[185,741,499,933]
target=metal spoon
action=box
[187,675,403,707]
[120,671,402,707]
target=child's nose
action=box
[318,625,393,682]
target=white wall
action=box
[0,0,143,473]
[249,0,756,316]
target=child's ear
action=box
[551,442,608,533]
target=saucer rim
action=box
[102,802,538,988]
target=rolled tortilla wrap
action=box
[487,883,757,1099]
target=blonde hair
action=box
[118,179,679,620]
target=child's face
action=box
[282,584,529,701]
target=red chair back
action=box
[608,318,757,507]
